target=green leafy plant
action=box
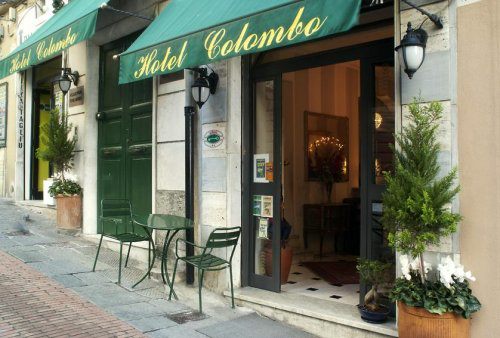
[48,179,82,197]
[382,100,461,281]
[36,109,81,196]
[382,99,480,318]
[357,259,393,311]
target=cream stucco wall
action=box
[457,0,500,336]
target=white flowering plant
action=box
[391,255,481,318]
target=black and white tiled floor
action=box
[281,260,360,306]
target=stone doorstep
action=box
[225,287,398,338]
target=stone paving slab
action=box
[0,250,145,338]
[197,313,316,338]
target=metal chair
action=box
[169,227,241,313]
[92,199,152,284]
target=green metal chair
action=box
[169,226,241,313]
[92,199,152,284]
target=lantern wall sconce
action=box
[396,0,444,79]
[190,67,219,108]
[56,68,79,95]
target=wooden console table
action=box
[303,203,351,257]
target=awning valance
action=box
[119,0,361,84]
[0,0,109,79]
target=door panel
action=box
[98,33,152,233]
[248,77,282,292]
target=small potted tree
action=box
[356,259,393,323]
[36,109,82,230]
[382,100,481,337]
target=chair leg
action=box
[148,240,151,278]
[198,269,205,313]
[118,242,123,285]
[229,265,235,309]
[168,258,179,301]
[125,242,132,268]
[92,234,104,272]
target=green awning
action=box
[119,0,361,84]
[0,0,109,79]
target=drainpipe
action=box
[184,69,195,285]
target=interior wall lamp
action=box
[190,67,219,108]
[56,68,79,95]
[395,0,444,79]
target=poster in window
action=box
[252,195,262,216]
[0,83,7,148]
[261,195,273,218]
[258,217,269,239]
[253,154,269,183]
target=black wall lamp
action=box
[190,67,219,108]
[396,0,444,79]
[56,68,79,95]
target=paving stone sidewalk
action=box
[0,199,314,338]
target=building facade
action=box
[0,0,498,337]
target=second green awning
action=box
[0,0,109,80]
[119,0,361,84]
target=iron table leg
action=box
[163,229,180,300]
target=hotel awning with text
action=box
[119,0,361,84]
[0,0,110,79]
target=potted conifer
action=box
[36,109,82,230]
[382,100,481,337]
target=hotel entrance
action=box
[244,35,395,306]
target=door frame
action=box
[241,38,395,291]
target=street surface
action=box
[0,199,313,338]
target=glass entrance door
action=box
[360,56,395,300]
[248,77,282,292]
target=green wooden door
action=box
[98,35,153,233]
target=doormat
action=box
[302,260,359,285]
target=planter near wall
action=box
[398,302,470,338]
[55,195,82,230]
[264,245,293,284]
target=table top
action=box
[133,214,194,231]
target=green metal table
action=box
[132,214,194,300]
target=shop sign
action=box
[17,77,24,150]
[202,123,226,155]
[203,129,224,149]
[119,0,361,83]
[68,86,84,107]
[0,83,7,148]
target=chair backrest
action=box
[205,227,241,262]
[100,199,133,235]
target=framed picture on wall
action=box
[305,111,349,182]
[0,82,7,148]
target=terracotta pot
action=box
[398,302,470,338]
[55,195,82,230]
[264,245,293,284]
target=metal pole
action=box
[184,70,196,285]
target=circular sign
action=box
[203,129,224,148]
